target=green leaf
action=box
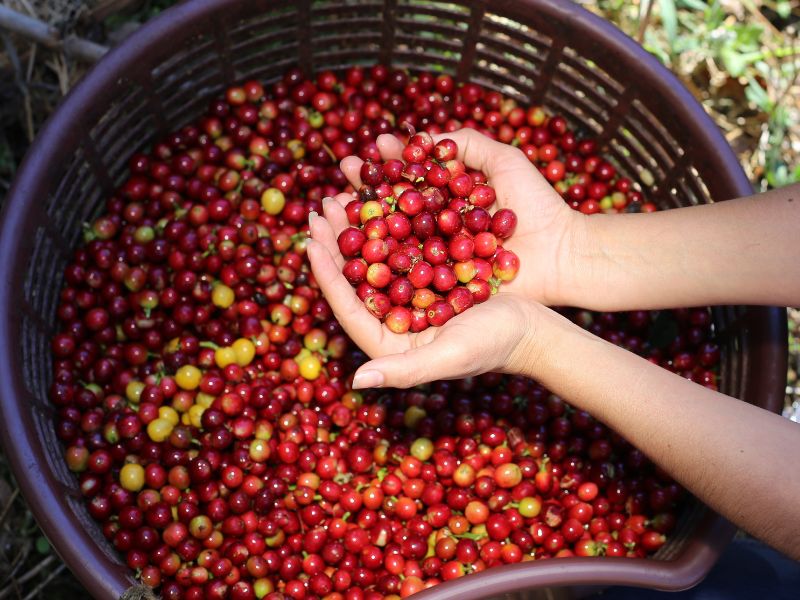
[731,23,764,51]
[659,0,678,44]
[678,0,708,11]
[777,1,792,19]
[720,45,747,78]
[744,78,773,111]
[767,165,789,188]
[36,536,51,554]
[703,0,725,29]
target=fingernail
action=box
[352,370,384,389]
[322,197,333,206]
[308,211,318,226]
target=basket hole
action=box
[45,148,87,233]
[552,60,617,112]
[482,12,551,50]
[394,0,470,67]
[152,34,217,85]
[24,229,64,325]
[609,127,666,187]
[548,79,610,129]
[545,93,603,135]
[228,5,297,41]
[687,166,713,204]
[468,65,530,103]
[34,407,77,488]
[631,99,685,161]
[562,46,623,95]
[397,0,470,23]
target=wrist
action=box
[505,301,566,380]
[508,302,602,383]
[547,210,604,308]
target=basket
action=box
[0,1,788,599]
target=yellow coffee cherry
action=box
[404,406,426,429]
[360,200,383,223]
[260,188,286,216]
[211,284,235,309]
[188,405,205,428]
[120,463,145,492]
[297,354,322,380]
[232,338,256,367]
[196,393,215,409]
[215,346,238,368]
[158,406,179,426]
[287,139,305,160]
[147,418,174,442]
[125,380,145,403]
[175,365,201,390]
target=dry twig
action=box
[0,5,108,63]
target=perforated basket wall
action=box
[0,1,787,599]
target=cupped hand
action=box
[336,128,581,305]
[306,128,571,388]
[307,232,541,388]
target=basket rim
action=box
[0,0,784,598]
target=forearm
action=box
[558,184,800,310]
[518,307,800,559]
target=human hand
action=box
[332,128,582,305]
[306,128,572,388]
[307,227,542,387]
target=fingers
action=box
[340,156,363,189]
[321,196,350,235]
[432,128,528,176]
[308,212,344,269]
[306,239,390,356]
[376,134,404,160]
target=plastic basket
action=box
[0,1,787,598]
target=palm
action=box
[306,128,565,384]
[337,129,572,302]
[473,147,571,301]
[306,226,534,386]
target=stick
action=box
[0,5,108,63]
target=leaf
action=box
[678,0,708,10]
[731,23,764,51]
[659,0,678,44]
[777,1,792,19]
[648,312,679,350]
[36,536,51,554]
[720,45,747,78]
[745,77,773,111]
[703,0,725,30]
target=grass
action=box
[0,0,798,597]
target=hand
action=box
[307,231,542,388]
[333,128,581,305]
[307,129,564,388]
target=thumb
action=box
[351,339,465,390]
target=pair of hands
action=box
[306,129,582,389]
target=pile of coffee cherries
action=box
[338,132,519,332]
[49,65,719,600]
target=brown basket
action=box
[0,1,787,599]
